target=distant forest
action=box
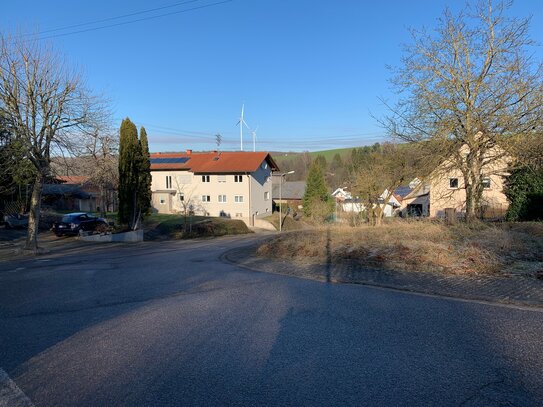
[271,143,382,189]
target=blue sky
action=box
[2,0,543,152]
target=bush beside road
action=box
[143,213,252,240]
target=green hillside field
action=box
[271,146,358,167]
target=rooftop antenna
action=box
[236,104,250,151]
[251,125,258,152]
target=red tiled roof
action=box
[56,176,90,185]
[150,151,279,173]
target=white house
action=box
[380,189,402,217]
[332,187,353,201]
[333,187,401,216]
[150,150,279,225]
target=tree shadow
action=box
[325,227,332,283]
[255,283,543,406]
[2,243,542,406]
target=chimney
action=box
[186,149,192,155]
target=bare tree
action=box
[380,1,543,222]
[51,123,119,216]
[0,33,109,250]
[354,143,425,225]
[173,176,202,233]
[81,126,119,215]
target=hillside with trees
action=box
[272,143,382,189]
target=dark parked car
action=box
[3,213,29,229]
[52,212,108,237]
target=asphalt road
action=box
[1,234,543,406]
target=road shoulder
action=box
[223,244,543,308]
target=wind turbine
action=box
[251,126,259,152]
[236,104,250,151]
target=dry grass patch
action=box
[257,221,543,276]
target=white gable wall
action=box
[150,166,273,223]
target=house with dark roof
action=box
[150,150,279,225]
[271,178,306,208]
[42,180,95,212]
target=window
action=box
[482,178,491,189]
[235,195,244,203]
[449,178,459,189]
[264,191,270,201]
[202,175,210,183]
[234,175,243,183]
[218,175,226,183]
[235,213,243,218]
[201,195,211,202]
[218,195,227,203]
[179,193,184,202]
[159,198,165,205]
[166,176,172,189]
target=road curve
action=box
[1,234,542,406]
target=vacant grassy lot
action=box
[263,213,310,231]
[257,221,543,277]
[144,213,251,240]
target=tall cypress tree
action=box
[138,126,152,218]
[118,118,140,228]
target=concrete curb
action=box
[78,229,144,243]
[222,244,543,308]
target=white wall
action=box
[249,165,273,219]
[150,168,272,220]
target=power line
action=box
[115,119,218,140]
[130,119,386,144]
[28,0,234,41]
[138,123,216,137]
[23,0,204,37]
[112,119,386,147]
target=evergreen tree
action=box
[303,161,334,219]
[118,118,141,228]
[138,126,152,218]
[313,155,327,171]
[330,153,343,170]
[504,166,543,221]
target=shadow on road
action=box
[255,283,543,406]
[325,227,332,283]
[1,235,542,406]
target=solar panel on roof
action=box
[150,157,190,164]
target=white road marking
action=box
[0,368,34,407]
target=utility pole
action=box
[279,171,295,232]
